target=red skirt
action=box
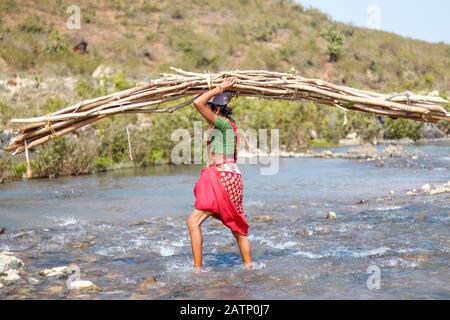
[193,166,248,236]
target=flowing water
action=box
[0,142,449,299]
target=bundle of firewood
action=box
[4,68,449,155]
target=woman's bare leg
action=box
[187,209,213,269]
[233,232,253,269]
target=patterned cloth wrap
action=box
[193,117,248,236]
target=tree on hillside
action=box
[321,27,344,63]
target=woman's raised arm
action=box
[193,77,237,124]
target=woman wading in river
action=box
[188,77,252,270]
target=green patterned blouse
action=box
[208,116,236,157]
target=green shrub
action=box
[94,156,113,172]
[45,30,70,54]
[385,118,423,141]
[321,27,344,62]
[41,96,65,114]
[19,15,45,33]
[308,139,335,148]
[0,102,14,125]
[12,162,27,178]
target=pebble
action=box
[251,215,273,222]
[326,211,337,220]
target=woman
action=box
[187,77,252,270]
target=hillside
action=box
[0,0,449,179]
[1,0,450,92]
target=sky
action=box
[297,0,450,44]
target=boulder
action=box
[339,132,363,146]
[39,266,71,278]
[381,145,405,158]
[1,269,21,285]
[347,144,377,159]
[420,124,445,139]
[28,277,40,285]
[68,280,101,292]
[0,252,24,273]
[326,211,337,220]
[429,185,450,195]
[92,65,114,79]
[309,129,318,140]
[0,130,13,148]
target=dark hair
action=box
[208,102,234,120]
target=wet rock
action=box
[1,269,21,285]
[68,280,101,292]
[357,199,369,204]
[298,228,314,237]
[400,252,430,264]
[347,144,377,159]
[66,242,89,249]
[0,227,5,234]
[319,150,334,158]
[381,145,405,158]
[46,286,65,295]
[137,276,157,292]
[0,252,24,273]
[39,266,71,278]
[429,184,450,195]
[407,181,450,196]
[28,277,40,285]
[326,211,337,220]
[251,215,273,222]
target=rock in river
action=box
[251,215,273,222]
[68,280,101,292]
[326,211,337,220]
[1,269,21,285]
[39,266,71,278]
[0,252,24,273]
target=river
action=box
[0,142,449,299]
